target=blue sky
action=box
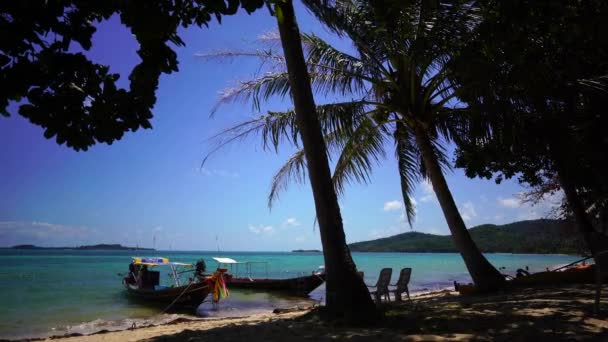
[0,2,560,251]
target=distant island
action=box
[9,244,154,251]
[292,249,322,253]
[349,219,584,254]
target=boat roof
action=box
[131,257,192,267]
[212,257,268,265]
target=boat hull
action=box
[125,282,210,306]
[509,266,599,286]
[226,273,325,296]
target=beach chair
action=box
[367,268,392,303]
[390,268,412,301]
[591,233,608,313]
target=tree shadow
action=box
[143,285,608,341]
[385,284,608,341]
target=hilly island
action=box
[8,244,154,251]
[349,219,584,254]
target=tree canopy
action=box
[450,0,608,233]
[1,0,264,150]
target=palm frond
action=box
[316,101,369,138]
[332,117,388,196]
[301,0,361,38]
[205,100,372,170]
[302,33,380,88]
[267,124,357,208]
[262,101,372,151]
[212,72,292,115]
[394,122,420,227]
[212,67,375,116]
[196,49,285,66]
[268,148,307,209]
[202,115,272,168]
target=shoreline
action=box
[21,309,312,342]
[16,284,607,342]
[6,289,453,342]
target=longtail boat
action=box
[123,257,224,307]
[206,257,326,296]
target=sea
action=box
[0,249,581,340]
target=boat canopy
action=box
[212,257,268,277]
[212,257,239,264]
[131,257,192,267]
[212,257,268,265]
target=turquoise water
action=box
[0,250,580,340]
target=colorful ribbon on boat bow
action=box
[205,270,230,303]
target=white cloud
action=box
[248,224,274,235]
[419,181,437,203]
[539,191,563,210]
[383,200,403,211]
[295,235,307,242]
[282,217,301,228]
[153,225,164,232]
[459,201,478,223]
[497,197,521,208]
[494,191,564,223]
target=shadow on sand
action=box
[143,284,608,341]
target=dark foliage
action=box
[1,0,264,150]
[450,0,608,229]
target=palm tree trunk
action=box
[274,0,377,322]
[414,126,505,291]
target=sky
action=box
[0,2,561,251]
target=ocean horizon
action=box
[0,246,581,256]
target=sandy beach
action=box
[25,284,607,342]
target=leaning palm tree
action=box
[271,0,378,322]
[206,0,504,290]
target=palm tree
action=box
[206,0,504,290]
[264,0,379,322]
[208,0,504,289]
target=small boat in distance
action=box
[123,257,211,307]
[206,257,326,296]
